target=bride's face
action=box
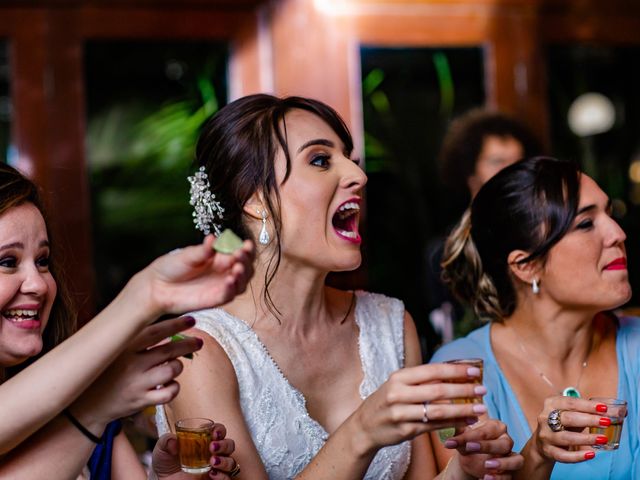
[273,109,367,272]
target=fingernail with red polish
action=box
[213,456,221,466]
[584,451,596,460]
[595,435,608,445]
[596,404,608,413]
[444,440,458,449]
[215,430,223,440]
[196,338,204,348]
[210,441,220,452]
[599,417,611,426]
[184,316,196,326]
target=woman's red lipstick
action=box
[604,257,627,270]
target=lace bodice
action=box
[156,291,411,479]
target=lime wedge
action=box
[170,333,193,359]
[213,229,243,254]
[437,427,456,443]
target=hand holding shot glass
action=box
[589,397,627,450]
[434,358,485,443]
[444,358,484,404]
[175,418,214,474]
[535,395,629,463]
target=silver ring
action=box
[422,402,429,423]
[547,409,564,432]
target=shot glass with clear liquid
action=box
[589,397,627,450]
[175,417,214,474]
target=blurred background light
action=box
[629,157,640,183]
[567,92,616,137]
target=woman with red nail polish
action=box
[0,163,250,479]
[434,156,639,479]
[157,95,522,480]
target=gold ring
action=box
[229,461,241,477]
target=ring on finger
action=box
[547,409,564,432]
[229,461,241,478]
[422,402,429,423]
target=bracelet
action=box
[62,408,104,444]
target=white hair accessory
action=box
[188,166,225,236]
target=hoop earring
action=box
[259,210,270,245]
[532,279,540,295]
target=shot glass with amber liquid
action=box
[175,417,214,474]
[589,397,627,450]
[444,358,484,404]
[436,358,484,443]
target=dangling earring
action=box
[258,209,270,245]
[532,278,540,295]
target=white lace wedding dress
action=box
[156,291,411,479]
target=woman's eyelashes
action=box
[310,153,331,168]
[309,153,361,169]
[36,255,50,271]
[0,255,17,269]
[575,217,594,231]
[0,253,50,271]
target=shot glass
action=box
[444,358,484,404]
[589,397,627,450]
[175,417,214,474]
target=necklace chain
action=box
[510,326,590,397]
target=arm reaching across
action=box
[0,236,254,454]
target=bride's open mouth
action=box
[332,199,361,244]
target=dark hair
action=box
[0,164,76,380]
[442,156,581,321]
[195,94,354,314]
[439,109,543,196]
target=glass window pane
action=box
[85,41,228,309]
[547,45,640,308]
[361,47,485,355]
[0,41,10,164]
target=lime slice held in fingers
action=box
[170,333,194,359]
[213,229,244,254]
[437,427,456,443]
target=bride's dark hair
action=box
[195,94,354,317]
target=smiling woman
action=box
[156,94,525,480]
[0,162,254,479]
[0,203,57,368]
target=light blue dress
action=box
[431,317,640,480]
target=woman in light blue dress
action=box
[430,156,638,480]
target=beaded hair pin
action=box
[187,166,225,236]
